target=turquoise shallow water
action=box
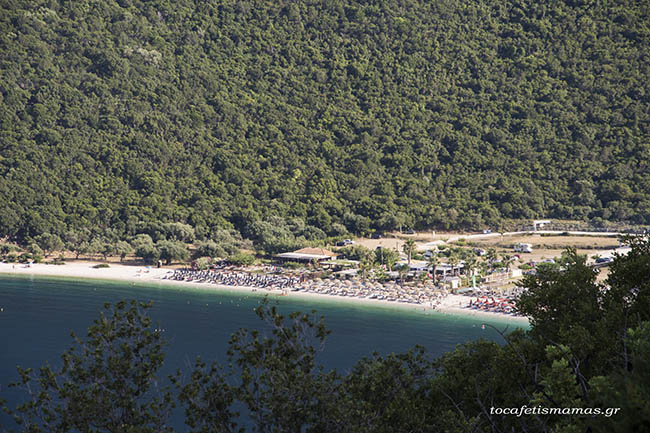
[0,275,527,428]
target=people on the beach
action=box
[165,267,450,306]
[160,264,524,317]
[465,295,520,315]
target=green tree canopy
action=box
[156,240,189,265]
[1,0,649,244]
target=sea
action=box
[0,275,527,429]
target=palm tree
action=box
[385,249,398,272]
[486,248,498,268]
[478,258,489,278]
[448,251,460,276]
[427,253,439,278]
[502,254,514,274]
[359,251,374,281]
[402,239,416,266]
[359,258,373,281]
[465,255,479,287]
[398,265,409,283]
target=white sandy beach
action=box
[0,262,529,325]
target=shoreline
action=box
[0,262,529,326]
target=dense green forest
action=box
[4,238,650,432]
[1,0,649,245]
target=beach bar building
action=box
[433,262,466,278]
[408,261,430,274]
[275,247,339,264]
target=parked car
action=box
[404,229,415,235]
[371,232,383,239]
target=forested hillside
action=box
[1,0,649,244]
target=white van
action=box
[514,243,533,253]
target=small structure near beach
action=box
[533,219,551,231]
[442,275,462,289]
[275,247,339,264]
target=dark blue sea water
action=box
[0,275,527,429]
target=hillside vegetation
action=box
[1,0,649,244]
